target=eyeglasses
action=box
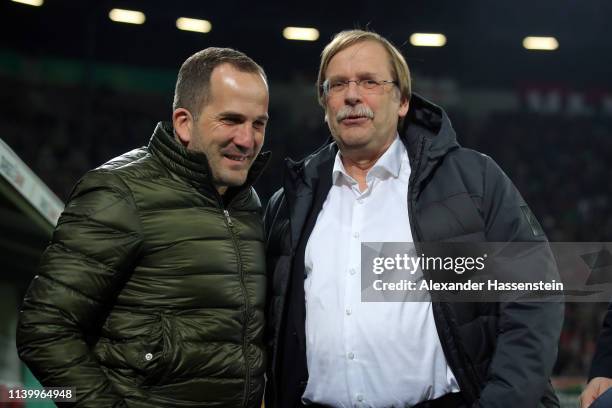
[323,78,397,95]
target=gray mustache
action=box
[336,105,374,121]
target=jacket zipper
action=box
[407,134,425,243]
[407,136,457,381]
[223,209,234,227]
[220,203,251,408]
[406,136,479,401]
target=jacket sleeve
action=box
[474,156,564,407]
[263,187,287,408]
[16,170,143,408]
[589,303,612,379]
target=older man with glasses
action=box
[264,29,563,408]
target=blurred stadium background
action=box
[1,0,611,406]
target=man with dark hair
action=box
[17,47,270,407]
[264,29,563,407]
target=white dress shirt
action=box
[303,136,459,408]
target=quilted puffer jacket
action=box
[17,121,270,408]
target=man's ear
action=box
[398,97,409,118]
[172,108,193,147]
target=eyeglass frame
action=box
[322,78,398,96]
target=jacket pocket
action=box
[98,312,172,386]
[93,313,174,388]
[139,313,173,386]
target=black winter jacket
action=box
[263,95,563,408]
[17,122,270,408]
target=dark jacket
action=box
[17,122,270,408]
[590,303,612,379]
[264,95,563,408]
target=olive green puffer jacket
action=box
[17,122,270,408]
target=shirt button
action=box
[357,394,364,402]
[349,268,356,275]
[347,352,355,360]
[345,308,352,315]
[144,353,153,361]
[357,198,363,205]
[353,232,359,239]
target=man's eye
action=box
[222,117,241,124]
[363,79,379,86]
[330,81,345,90]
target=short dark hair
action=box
[172,47,267,120]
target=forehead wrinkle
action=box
[328,41,393,79]
[328,71,379,80]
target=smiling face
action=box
[174,63,269,194]
[323,40,408,161]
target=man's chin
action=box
[333,132,372,149]
[213,171,249,190]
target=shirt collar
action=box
[332,134,404,185]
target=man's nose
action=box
[344,81,362,105]
[233,124,256,151]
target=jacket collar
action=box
[400,94,461,192]
[148,121,270,194]
[401,93,460,165]
[283,142,337,195]
[283,143,335,250]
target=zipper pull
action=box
[223,209,233,227]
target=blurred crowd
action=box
[1,76,610,377]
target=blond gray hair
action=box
[317,30,411,111]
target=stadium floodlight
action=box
[11,0,43,6]
[109,8,146,25]
[283,27,319,41]
[523,36,559,51]
[410,33,447,47]
[176,17,212,33]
